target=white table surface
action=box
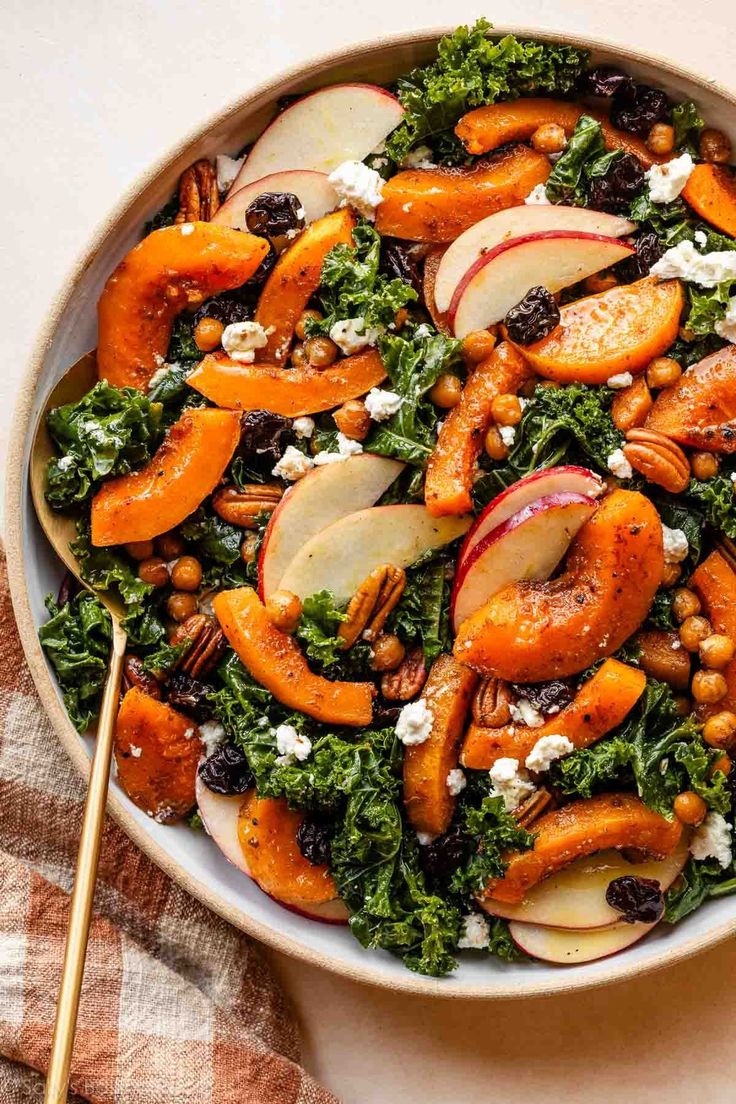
[3,2,735,1100]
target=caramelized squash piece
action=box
[91,408,240,546]
[682,163,736,237]
[691,551,736,716]
[213,587,373,727]
[484,793,682,904]
[646,345,736,453]
[97,223,269,390]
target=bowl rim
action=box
[6,23,736,1000]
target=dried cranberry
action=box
[194,288,255,327]
[238,410,294,470]
[587,153,645,213]
[605,875,664,923]
[611,84,670,136]
[579,66,635,99]
[296,818,333,866]
[245,191,305,242]
[380,238,422,294]
[510,680,573,715]
[418,822,471,884]
[615,231,663,283]
[167,671,213,722]
[372,703,403,727]
[198,743,254,795]
[504,286,560,345]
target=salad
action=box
[39,20,736,976]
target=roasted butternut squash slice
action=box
[375,146,550,242]
[187,349,386,416]
[114,687,200,822]
[635,630,692,691]
[213,587,373,727]
[453,490,663,682]
[510,278,684,384]
[460,658,646,770]
[682,163,736,237]
[691,551,736,716]
[455,99,662,168]
[403,655,478,836]
[97,223,269,390]
[91,408,240,546]
[645,345,736,453]
[425,342,532,517]
[254,208,356,364]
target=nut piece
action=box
[170,613,226,678]
[212,483,283,528]
[513,787,555,828]
[175,159,220,224]
[717,536,736,575]
[623,427,690,493]
[122,655,162,699]
[339,564,407,649]
[381,646,427,701]
[472,678,513,727]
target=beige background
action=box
[2,1,734,1100]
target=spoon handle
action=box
[44,619,128,1104]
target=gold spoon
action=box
[30,351,128,1104]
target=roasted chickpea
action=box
[691,451,719,481]
[672,587,701,623]
[265,589,303,634]
[462,329,497,364]
[673,791,707,826]
[661,562,682,588]
[490,393,523,427]
[699,633,736,670]
[170,555,202,592]
[294,309,323,341]
[692,669,728,705]
[193,316,225,352]
[156,532,186,560]
[333,399,371,441]
[646,357,682,389]
[679,614,712,651]
[703,710,736,749]
[538,379,561,390]
[531,123,567,154]
[138,556,169,588]
[371,633,406,672]
[583,271,618,295]
[679,325,696,344]
[305,335,339,369]
[484,425,509,461]
[124,540,154,562]
[699,128,732,164]
[291,343,308,368]
[167,591,198,622]
[240,532,259,564]
[711,753,733,777]
[430,373,463,409]
[646,123,675,156]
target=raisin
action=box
[579,66,635,99]
[167,672,213,722]
[198,743,254,795]
[587,153,645,214]
[238,409,294,471]
[380,238,422,294]
[194,288,255,327]
[245,191,305,241]
[615,231,663,283]
[504,286,560,345]
[611,84,670,137]
[248,243,278,285]
[296,818,333,866]
[510,680,573,715]
[418,822,472,884]
[605,875,664,923]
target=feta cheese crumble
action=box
[292,416,315,439]
[661,524,689,564]
[180,223,195,236]
[525,733,575,773]
[509,698,545,729]
[272,445,314,481]
[650,239,736,286]
[499,425,517,449]
[524,183,550,205]
[715,296,736,344]
[198,720,226,757]
[147,362,177,391]
[222,320,270,364]
[606,372,633,389]
[216,154,244,192]
[401,145,437,169]
[690,812,733,869]
[458,912,491,950]
[129,745,142,759]
[329,316,381,355]
[644,152,694,204]
[607,447,633,480]
[364,388,403,422]
[395,699,434,746]
[313,433,364,465]
[488,757,535,811]
[328,160,385,220]
[274,723,312,763]
[446,768,467,796]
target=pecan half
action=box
[339,564,407,649]
[170,614,226,678]
[623,427,690,493]
[513,787,555,828]
[175,159,220,224]
[381,645,427,701]
[717,535,736,574]
[472,678,513,727]
[122,655,162,699]
[212,483,283,528]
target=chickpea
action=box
[691,451,719,481]
[531,123,567,154]
[170,555,202,592]
[333,399,371,441]
[291,343,308,368]
[673,791,707,826]
[193,316,225,352]
[661,562,682,588]
[294,309,323,341]
[711,753,733,777]
[371,633,406,672]
[703,710,736,749]
[305,335,339,369]
[265,589,303,634]
[538,379,561,390]
[583,271,618,295]
[240,532,259,564]
[692,669,728,705]
[699,128,732,164]
[679,325,696,344]
[700,633,736,670]
[462,329,497,364]
[167,591,198,622]
[138,556,169,588]
[124,539,154,562]
[430,373,463,409]
[484,425,509,461]
[490,393,523,427]
[646,357,682,389]
[156,532,186,560]
[672,587,701,623]
[646,123,675,156]
[678,614,711,652]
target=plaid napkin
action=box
[0,552,337,1104]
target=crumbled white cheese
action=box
[414,323,433,340]
[364,388,403,422]
[715,296,736,344]
[274,723,312,764]
[395,699,434,746]
[607,448,633,480]
[328,160,384,220]
[292,416,315,439]
[607,372,634,389]
[416,831,435,846]
[272,445,314,481]
[509,698,545,729]
[524,183,550,205]
[488,757,536,812]
[222,320,270,364]
[372,156,388,170]
[129,745,142,759]
[525,733,575,773]
[216,154,245,192]
[56,455,74,471]
[694,229,708,247]
[644,152,694,204]
[690,812,733,868]
[661,524,689,564]
[458,912,490,950]
[180,223,195,236]
[499,425,517,448]
[313,433,363,465]
[296,206,306,220]
[329,316,381,355]
[446,768,467,796]
[401,145,437,169]
[651,239,736,287]
[198,720,225,757]
[147,362,176,391]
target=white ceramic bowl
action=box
[6,27,736,998]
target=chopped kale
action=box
[296,591,347,668]
[39,590,112,731]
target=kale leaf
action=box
[685,462,736,539]
[672,99,704,154]
[296,591,347,668]
[451,795,535,894]
[39,590,112,731]
[545,115,625,206]
[665,857,736,923]
[389,551,451,663]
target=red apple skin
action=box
[508,918,657,964]
[268,893,350,926]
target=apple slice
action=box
[279,505,471,604]
[434,205,635,313]
[213,170,338,231]
[449,231,635,339]
[228,84,404,194]
[509,917,658,964]
[259,453,404,600]
[480,836,688,930]
[450,493,597,633]
[272,897,350,925]
[195,776,253,877]
[459,466,603,572]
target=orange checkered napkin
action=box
[0,554,337,1104]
